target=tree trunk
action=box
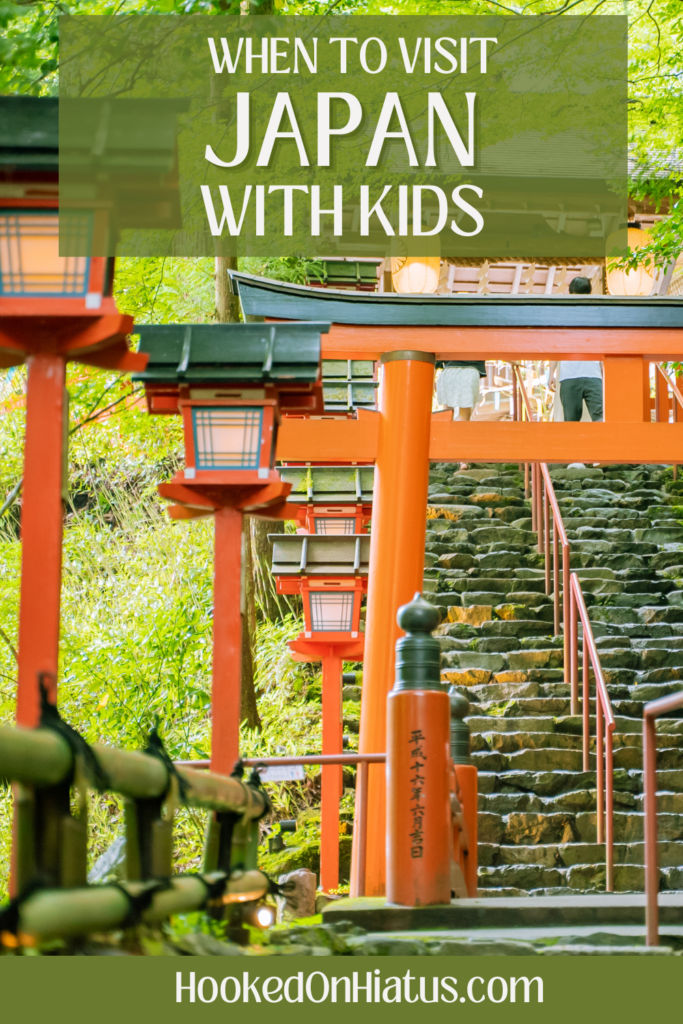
[214,256,259,728]
[215,0,274,731]
[215,255,240,323]
[240,0,274,12]
[250,518,292,621]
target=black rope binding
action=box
[143,725,189,803]
[246,763,272,822]
[192,873,228,906]
[111,880,170,929]
[38,674,110,791]
[0,881,45,939]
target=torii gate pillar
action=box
[353,350,435,897]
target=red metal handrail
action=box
[511,363,613,886]
[540,463,572,709]
[570,572,615,891]
[176,753,385,897]
[654,363,683,478]
[655,362,683,416]
[643,689,683,945]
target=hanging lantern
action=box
[390,256,441,294]
[270,534,370,640]
[134,322,327,485]
[606,226,655,297]
[181,393,277,481]
[303,578,364,635]
[0,209,90,298]
[279,465,373,533]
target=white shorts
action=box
[436,366,481,411]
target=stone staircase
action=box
[424,461,683,896]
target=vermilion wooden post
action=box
[16,354,66,726]
[386,596,451,907]
[211,506,244,776]
[355,351,435,897]
[655,365,669,422]
[321,652,343,892]
[287,636,363,892]
[603,357,650,422]
[454,764,479,897]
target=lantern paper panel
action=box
[191,406,264,471]
[313,516,357,535]
[0,210,91,297]
[308,590,356,632]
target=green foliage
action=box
[0,292,329,902]
[5,1,682,264]
[0,0,244,96]
[241,257,325,286]
[0,243,344,901]
[115,257,216,325]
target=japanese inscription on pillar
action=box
[409,728,426,859]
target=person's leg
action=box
[560,379,584,421]
[582,378,604,422]
[457,368,480,421]
[435,368,456,418]
[455,369,478,469]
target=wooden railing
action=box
[0,725,271,944]
[511,363,614,889]
[655,363,683,479]
[540,463,572,708]
[571,573,615,890]
[644,690,683,945]
[176,752,385,897]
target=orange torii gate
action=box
[232,271,683,897]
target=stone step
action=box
[476,697,572,716]
[425,461,683,897]
[324,891,683,934]
[473,744,683,773]
[476,730,683,754]
[477,862,683,892]
[478,839,683,868]
[478,789,633,815]
[476,809,683,846]
[467,715,556,733]
[477,768,683,797]
[555,714,683,735]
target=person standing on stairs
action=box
[548,276,604,422]
[435,358,487,470]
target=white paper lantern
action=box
[606,227,655,296]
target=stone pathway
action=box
[425,461,683,896]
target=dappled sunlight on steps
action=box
[425,461,683,897]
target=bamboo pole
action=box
[0,727,267,819]
[17,871,270,943]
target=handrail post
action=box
[544,479,550,591]
[536,465,543,555]
[356,758,369,898]
[553,516,560,635]
[644,711,659,945]
[564,543,572,708]
[570,578,579,717]
[606,725,614,892]
[583,627,591,772]
[642,690,683,944]
[596,696,604,846]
